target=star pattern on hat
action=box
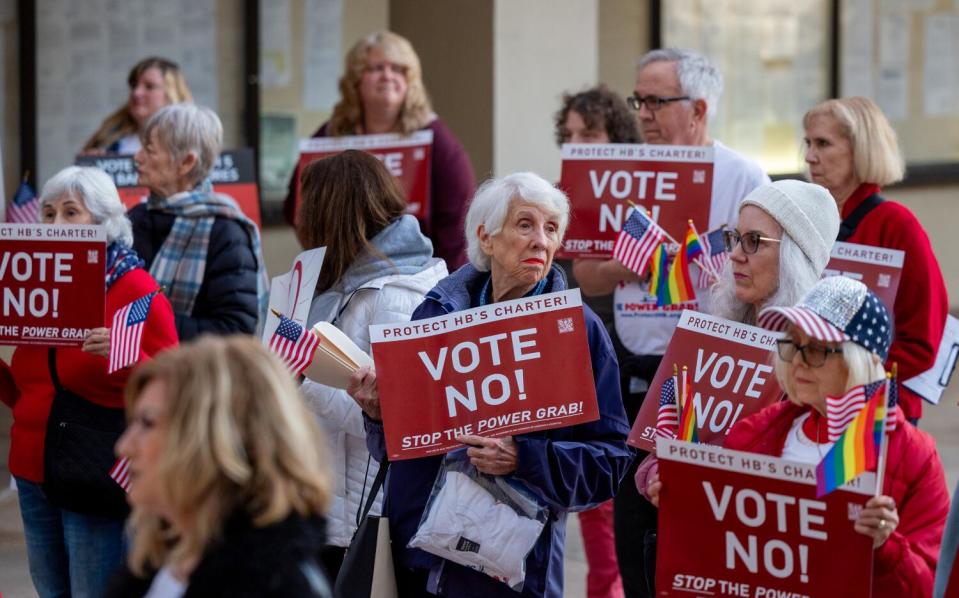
[845,292,891,360]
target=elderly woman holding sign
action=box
[649,276,949,598]
[130,103,268,340]
[803,97,947,424]
[1,166,177,598]
[348,172,632,597]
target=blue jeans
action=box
[16,477,126,598]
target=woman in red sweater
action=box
[803,97,948,423]
[647,277,949,598]
[0,167,178,598]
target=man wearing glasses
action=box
[573,48,770,598]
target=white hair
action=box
[775,339,885,400]
[39,166,133,246]
[142,103,223,185]
[637,48,723,120]
[464,172,570,271]
[710,233,819,325]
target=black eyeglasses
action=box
[776,339,843,368]
[722,230,782,255]
[627,94,691,112]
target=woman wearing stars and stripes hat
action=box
[648,276,949,598]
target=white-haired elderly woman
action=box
[0,166,178,598]
[130,103,267,340]
[648,277,950,598]
[346,172,633,597]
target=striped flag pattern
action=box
[885,374,899,432]
[825,380,885,442]
[6,179,38,224]
[656,377,679,438]
[697,228,727,288]
[110,457,131,492]
[108,291,158,374]
[757,306,846,342]
[612,209,665,276]
[815,386,884,497]
[269,315,320,376]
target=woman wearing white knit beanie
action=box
[709,179,840,325]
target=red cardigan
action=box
[3,268,178,482]
[842,184,948,420]
[726,401,949,598]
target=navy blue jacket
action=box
[365,264,633,597]
[129,204,260,340]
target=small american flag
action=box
[6,179,38,224]
[825,379,884,442]
[886,375,898,432]
[269,315,319,376]
[109,457,131,492]
[656,377,679,439]
[612,209,664,276]
[696,227,727,288]
[108,291,157,374]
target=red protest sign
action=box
[369,289,599,460]
[558,143,713,259]
[0,224,106,347]
[655,438,874,597]
[629,310,784,451]
[823,241,903,312]
[76,149,262,226]
[295,131,433,224]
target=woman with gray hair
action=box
[346,172,633,597]
[0,166,178,598]
[130,103,268,340]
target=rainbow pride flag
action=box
[661,230,697,306]
[648,243,670,306]
[815,386,884,497]
[684,221,705,262]
[677,377,698,443]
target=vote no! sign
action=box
[656,438,874,597]
[0,224,106,347]
[369,289,599,460]
[295,131,433,224]
[558,143,714,259]
[823,241,904,313]
[630,310,784,451]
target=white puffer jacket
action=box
[301,223,447,546]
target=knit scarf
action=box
[146,179,269,324]
[105,242,144,289]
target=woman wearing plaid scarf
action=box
[130,103,268,340]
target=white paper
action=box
[260,0,292,88]
[303,0,342,111]
[261,247,326,344]
[875,9,910,121]
[904,316,959,405]
[923,14,959,117]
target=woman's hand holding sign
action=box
[82,327,111,358]
[348,366,382,421]
[458,434,518,475]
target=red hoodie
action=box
[840,183,948,420]
[726,401,949,598]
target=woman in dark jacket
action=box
[285,31,475,270]
[108,336,334,597]
[130,103,268,340]
[347,172,633,597]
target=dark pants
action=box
[611,346,663,598]
[321,545,346,585]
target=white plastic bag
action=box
[408,449,548,591]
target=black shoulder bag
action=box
[837,192,885,241]
[42,348,130,517]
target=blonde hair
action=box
[774,339,885,401]
[83,57,193,152]
[328,31,434,136]
[803,97,905,187]
[123,336,331,575]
